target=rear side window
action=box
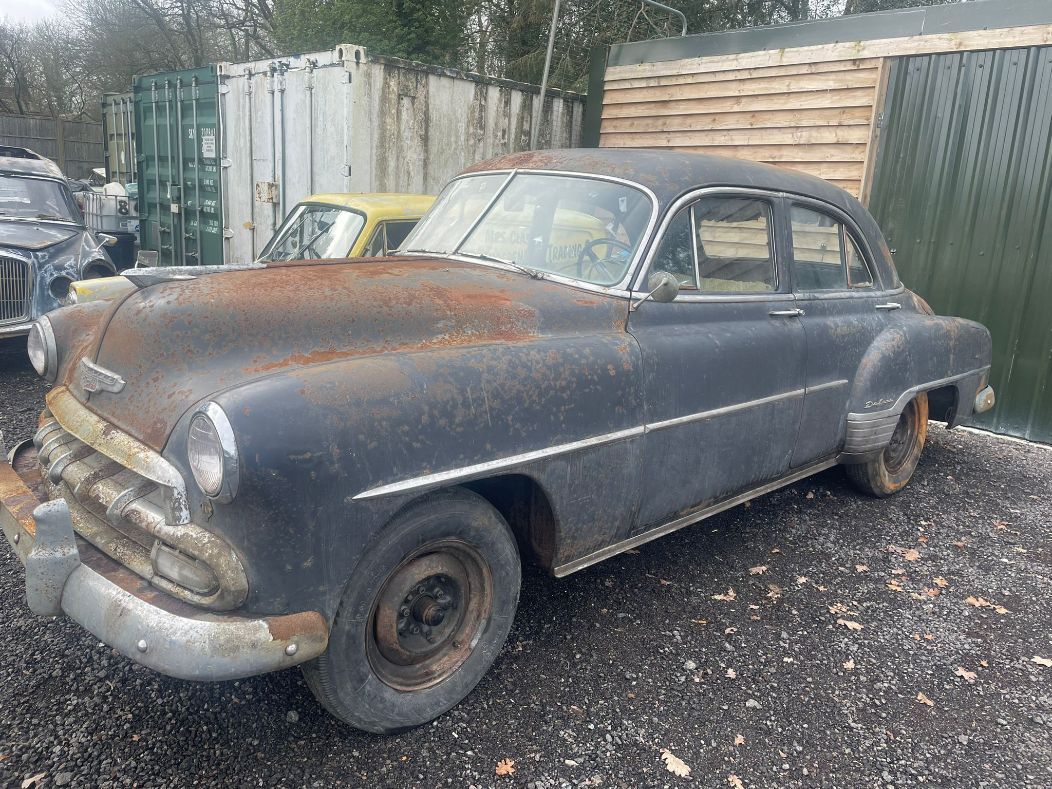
[384,221,417,252]
[649,195,777,294]
[790,204,874,291]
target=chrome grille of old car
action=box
[0,255,32,324]
[34,390,248,610]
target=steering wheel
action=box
[575,237,633,283]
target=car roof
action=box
[301,193,435,220]
[0,147,65,180]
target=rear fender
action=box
[842,315,991,460]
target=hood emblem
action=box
[79,358,126,394]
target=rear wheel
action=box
[302,488,520,733]
[846,392,928,497]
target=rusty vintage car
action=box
[0,150,994,733]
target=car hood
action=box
[69,257,628,450]
[0,219,79,251]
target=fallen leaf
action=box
[771,547,782,554]
[886,579,904,592]
[993,606,1010,615]
[627,692,636,699]
[965,596,990,608]
[749,565,768,576]
[837,618,863,631]
[734,734,746,746]
[725,668,737,679]
[843,658,855,670]
[891,568,906,576]
[933,576,949,588]
[728,775,745,789]
[21,775,46,789]
[713,587,737,602]
[903,548,921,562]
[924,588,941,597]
[924,633,935,641]
[916,692,935,707]
[980,660,989,667]
[954,666,977,683]
[994,520,1010,530]
[805,491,815,499]
[495,759,516,777]
[1032,656,1052,667]
[855,564,869,573]
[766,584,783,601]
[724,627,738,635]
[691,618,709,625]
[795,575,809,585]
[828,602,850,615]
[659,579,673,586]
[953,541,968,549]
[660,749,691,778]
[917,535,929,543]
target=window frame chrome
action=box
[784,194,884,294]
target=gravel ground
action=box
[1,339,1050,788]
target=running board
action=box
[552,457,839,577]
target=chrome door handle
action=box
[875,302,902,310]
[769,308,805,317]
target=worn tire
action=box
[846,392,929,497]
[302,488,520,733]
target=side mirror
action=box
[97,233,118,247]
[648,270,680,303]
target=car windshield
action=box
[0,175,77,222]
[258,203,367,261]
[401,172,654,287]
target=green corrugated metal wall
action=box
[869,46,1052,443]
[135,66,224,267]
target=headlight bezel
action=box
[27,317,58,382]
[186,402,240,502]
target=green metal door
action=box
[869,46,1052,443]
[134,66,224,266]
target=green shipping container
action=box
[134,66,224,267]
[869,46,1052,443]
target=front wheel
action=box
[846,392,928,497]
[302,488,520,733]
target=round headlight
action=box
[26,318,57,380]
[49,275,73,300]
[186,404,239,500]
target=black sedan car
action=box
[0,150,993,733]
[0,147,116,339]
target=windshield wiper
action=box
[35,213,73,222]
[465,252,546,280]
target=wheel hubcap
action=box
[883,400,918,473]
[369,541,492,691]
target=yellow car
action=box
[68,192,435,303]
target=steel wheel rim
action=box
[883,400,919,473]
[367,540,493,691]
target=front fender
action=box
[175,334,644,617]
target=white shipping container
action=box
[217,45,585,265]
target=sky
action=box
[0,0,61,24]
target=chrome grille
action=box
[0,255,31,324]
[33,402,248,610]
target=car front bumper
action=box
[0,446,329,682]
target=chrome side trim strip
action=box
[352,425,646,501]
[355,383,831,500]
[646,387,806,432]
[848,366,991,422]
[553,456,838,577]
[807,378,849,394]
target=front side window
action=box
[790,204,874,291]
[402,172,654,287]
[649,195,777,294]
[0,175,78,222]
[259,204,366,261]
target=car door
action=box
[627,190,807,530]
[786,198,892,467]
